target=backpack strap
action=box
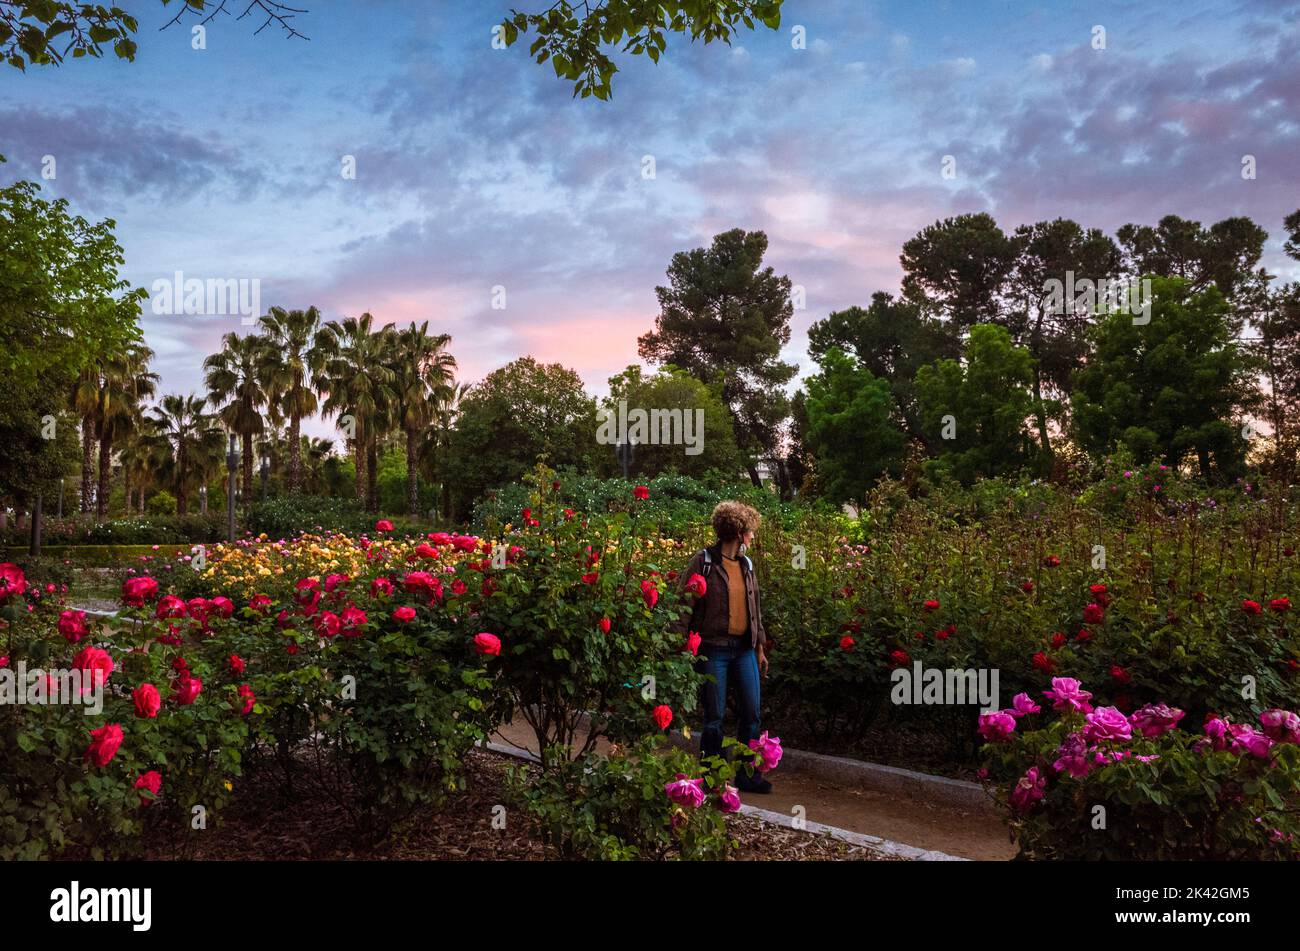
[699,548,712,578]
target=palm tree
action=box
[204,332,268,499]
[421,382,468,521]
[390,322,457,516]
[71,366,100,514]
[313,314,396,510]
[258,306,322,492]
[119,422,158,515]
[94,344,158,521]
[300,436,334,493]
[146,394,221,515]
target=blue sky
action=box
[3,0,1298,438]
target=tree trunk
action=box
[289,412,302,492]
[1198,446,1213,481]
[1031,365,1053,474]
[177,447,188,516]
[96,432,111,522]
[242,431,254,499]
[367,438,379,513]
[80,416,95,514]
[406,429,420,517]
[353,418,367,504]
[745,463,762,488]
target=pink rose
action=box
[664,773,705,808]
[0,563,27,601]
[375,519,394,532]
[1129,703,1185,738]
[1009,766,1045,814]
[748,731,783,772]
[1043,677,1093,713]
[1052,732,1093,778]
[1230,725,1274,758]
[716,784,742,814]
[1084,706,1132,743]
[58,609,88,643]
[1010,692,1041,717]
[978,710,1017,743]
[1260,708,1300,744]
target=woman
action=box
[672,501,772,793]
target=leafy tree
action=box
[900,213,1019,329]
[501,0,783,99]
[0,0,307,71]
[0,158,143,392]
[1071,277,1258,480]
[257,305,322,492]
[915,324,1038,485]
[314,313,396,509]
[807,291,958,447]
[600,364,740,479]
[0,371,78,514]
[389,322,457,517]
[801,348,905,507]
[1006,218,1121,466]
[446,358,597,519]
[145,393,222,515]
[1116,215,1267,304]
[638,228,797,486]
[204,331,267,499]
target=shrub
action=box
[979,679,1300,859]
[146,491,177,516]
[507,735,739,860]
[248,496,372,538]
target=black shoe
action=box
[737,775,772,794]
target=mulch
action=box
[140,748,891,861]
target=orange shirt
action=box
[722,555,748,636]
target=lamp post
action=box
[199,484,207,514]
[259,452,269,501]
[29,491,42,557]
[56,477,63,520]
[226,434,238,543]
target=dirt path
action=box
[490,719,1016,861]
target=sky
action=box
[3,0,1299,440]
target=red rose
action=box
[633,485,650,501]
[340,605,367,636]
[155,594,186,619]
[685,573,707,597]
[121,575,159,606]
[1032,651,1055,674]
[1110,665,1132,685]
[563,508,575,520]
[1043,555,1061,567]
[1050,632,1066,649]
[173,674,202,705]
[1270,597,1290,613]
[474,632,501,657]
[415,543,438,560]
[1075,627,1092,642]
[393,606,416,623]
[640,579,659,609]
[235,684,255,715]
[369,577,394,598]
[58,609,88,643]
[0,563,27,601]
[186,597,211,625]
[1082,603,1104,624]
[228,654,245,676]
[294,577,319,600]
[135,770,162,807]
[316,611,341,638]
[249,594,273,613]
[652,704,673,729]
[375,519,394,533]
[923,599,939,612]
[72,646,114,692]
[889,649,910,667]
[451,579,468,596]
[85,724,123,767]
[685,632,702,656]
[599,616,611,634]
[133,683,161,718]
[209,596,234,618]
[840,635,855,652]
[581,572,599,585]
[1021,581,1034,593]
[1242,599,1262,615]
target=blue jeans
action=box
[697,639,761,760]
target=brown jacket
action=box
[671,544,768,650]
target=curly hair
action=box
[711,500,761,542]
